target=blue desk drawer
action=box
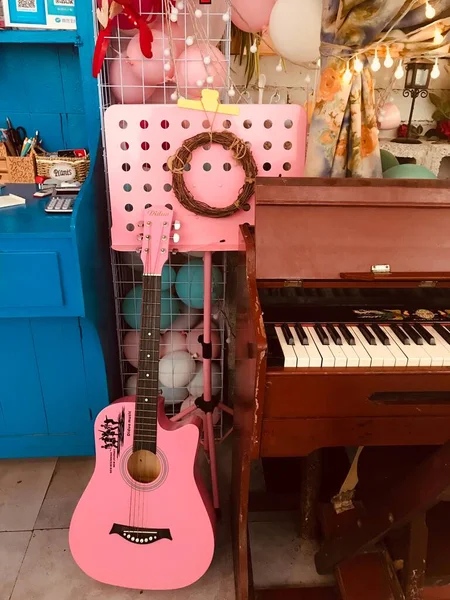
[0,239,84,317]
[0,251,63,308]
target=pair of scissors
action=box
[6,117,27,156]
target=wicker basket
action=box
[34,151,90,183]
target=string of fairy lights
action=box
[340,0,446,84]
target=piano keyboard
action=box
[267,323,450,368]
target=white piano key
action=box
[308,326,335,367]
[423,325,450,366]
[350,326,383,367]
[365,326,396,367]
[328,337,347,367]
[300,326,323,367]
[345,326,371,367]
[388,326,420,367]
[289,326,310,367]
[381,326,408,367]
[275,326,297,367]
[339,338,360,367]
[394,326,432,367]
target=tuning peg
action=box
[173,233,180,243]
[137,233,144,241]
[173,221,181,230]
[137,221,144,228]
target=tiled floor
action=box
[0,452,331,600]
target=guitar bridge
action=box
[110,523,172,545]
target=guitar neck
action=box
[134,274,162,453]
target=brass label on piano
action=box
[284,280,303,287]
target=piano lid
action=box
[255,178,450,282]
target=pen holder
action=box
[6,153,36,184]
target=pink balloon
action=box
[160,331,187,358]
[123,330,140,368]
[180,395,220,426]
[127,25,184,85]
[231,0,276,33]
[185,321,221,360]
[378,102,401,131]
[175,43,227,99]
[109,55,155,103]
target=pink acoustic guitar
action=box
[69,206,215,590]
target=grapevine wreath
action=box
[168,131,258,218]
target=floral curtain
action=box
[305,0,450,178]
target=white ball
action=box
[228,87,236,97]
[250,44,258,54]
[195,9,202,18]
[275,62,283,72]
[159,351,195,388]
[176,0,184,9]
[222,11,230,22]
[170,91,178,101]
[171,6,178,14]
[125,374,137,396]
[206,75,214,84]
[164,62,172,72]
[196,79,204,87]
[203,55,211,65]
[180,395,220,425]
[269,0,321,64]
[163,48,171,57]
[187,362,221,398]
[170,13,178,22]
[160,385,189,405]
[186,36,194,46]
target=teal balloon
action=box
[161,264,176,291]
[380,149,399,173]
[175,258,223,309]
[122,285,181,330]
[383,164,437,179]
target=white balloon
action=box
[269,0,321,65]
[187,362,221,398]
[125,374,137,396]
[160,385,189,405]
[159,351,196,388]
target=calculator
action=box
[45,195,77,214]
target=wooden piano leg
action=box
[232,427,253,600]
[404,513,428,600]
[300,450,322,540]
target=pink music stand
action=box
[105,94,307,510]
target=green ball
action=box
[161,264,176,291]
[122,285,181,330]
[383,164,437,179]
[175,258,223,309]
[380,149,399,173]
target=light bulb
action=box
[170,13,178,22]
[275,59,283,73]
[394,60,404,79]
[431,58,440,79]
[384,46,393,68]
[194,9,202,18]
[250,43,258,54]
[317,58,321,67]
[171,6,178,14]
[176,0,184,9]
[196,79,204,87]
[343,63,352,84]
[371,56,381,72]
[163,48,171,57]
[222,10,230,22]
[425,1,435,19]
[171,91,178,101]
[185,36,194,46]
[305,74,311,84]
[434,27,444,45]
[206,75,214,84]
[164,62,171,72]
[203,55,211,65]
[228,86,236,98]
[354,56,363,73]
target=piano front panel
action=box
[264,371,450,419]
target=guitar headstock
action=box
[139,205,175,276]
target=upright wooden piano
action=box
[232,178,450,600]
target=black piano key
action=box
[371,324,390,345]
[295,324,309,345]
[326,324,342,345]
[281,323,294,345]
[402,323,424,345]
[314,324,329,345]
[413,323,436,345]
[338,324,355,345]
[266,325,285,367]
[434,324,450,345]
[391,324,410,345]
[358,324,376,345]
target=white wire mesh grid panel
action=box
[105,103,307,251]
[97,0,232,110]
[114,249,226,432]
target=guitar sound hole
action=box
[127,450,161,484]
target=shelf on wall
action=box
[0,29,79,44]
